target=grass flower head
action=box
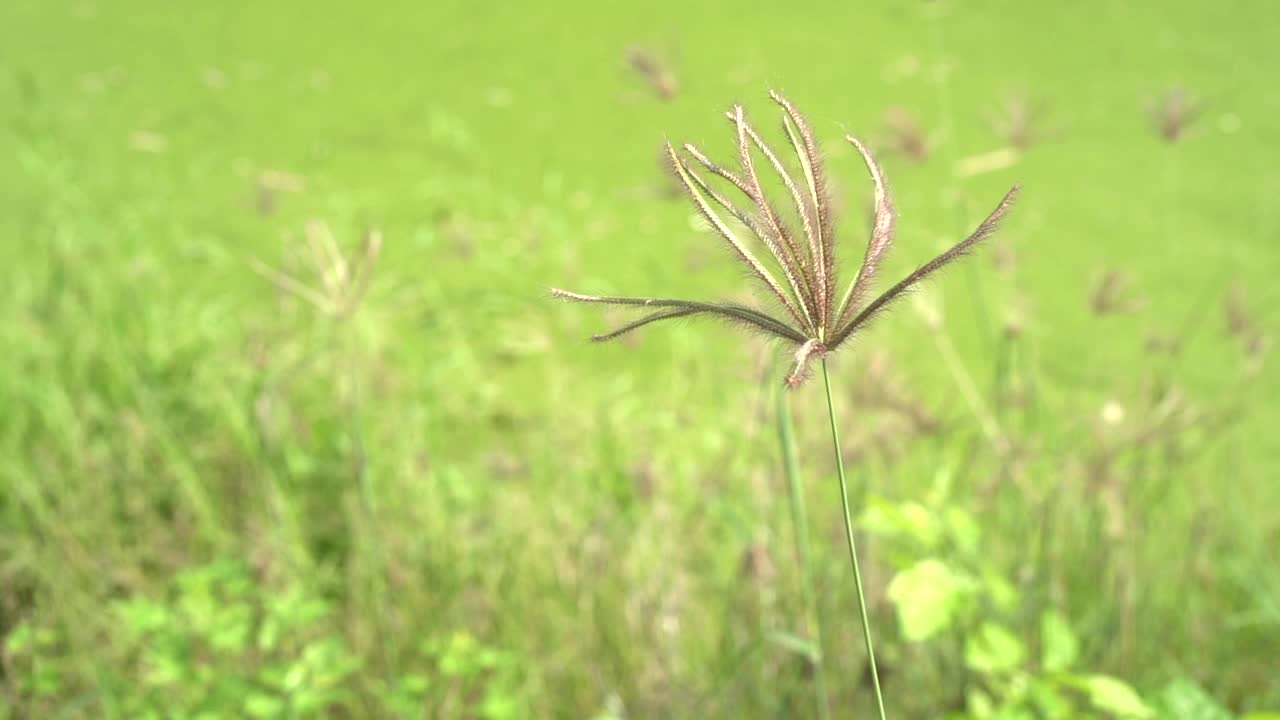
[553,90,1019,386]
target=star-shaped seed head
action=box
[553,90,1019,387]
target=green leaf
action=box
[3,623,35,653]
[481,691,521,720]
[1159,679,1233,720]
[208,608,252,652]
[116,599,172,636]
[32,666,63,696]
[439,631,477,676]
[245,692,285,718]
[982,570,1020,612]
[1067,674,1154,719]
[887,558,971,641]
[945,507,981,556]
[258,617,281,651]
[967,688,996,719]
[283,663,308,691]
[1242,714,1280,720]
[1028,678,1073,720]
[144,653,187,686]
[964,623,1025,675]
[399,672,430,695]
[477,647,507,670]
[1040,610,1078,672]
[861,498,940,547]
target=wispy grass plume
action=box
[552,90,1018,387]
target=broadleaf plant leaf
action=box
[1064,674,1155,719]
[886,558,970,641]
[964,622,1025,675]
[1040,610,1079,673]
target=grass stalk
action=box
[821,358,887,720]
[776,381,831,720]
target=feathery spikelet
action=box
[552,91,1020,387]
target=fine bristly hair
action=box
[552,90,1020,387]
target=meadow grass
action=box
[1,0,1278,717]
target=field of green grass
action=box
[2,1,1278,718]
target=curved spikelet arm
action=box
[830,185,1020,349]
[835,135,897,327]
[550,288,808,343]
[726,113,823,322]
[683,143,753,199]
[680,148,808,316]
[723,108,816,329]
[776,114,827,302]
[677,164,818,334]
[663,142,812,333]
[770,91,835,317]
[677,155,779,265]
[589,307,698,341]
[686,141,818,324]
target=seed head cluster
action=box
[553,90,1019,386]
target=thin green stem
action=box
[821,358,887,720]
[777,383,831,720]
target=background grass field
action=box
[2,1,1278,718]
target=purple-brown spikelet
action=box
[552,90,1020,387]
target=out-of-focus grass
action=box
[1,0,1277,717]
